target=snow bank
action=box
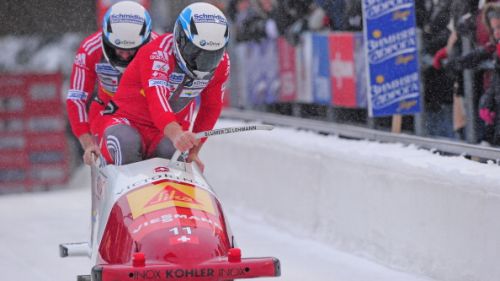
[201,119,500,281]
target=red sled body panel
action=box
[75,157,280,281]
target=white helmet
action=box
[102,1,152,72]
[173,2,229,79]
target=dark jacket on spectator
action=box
[275,0,313,34]
[444,44,496,104]
[314,0,346,30]
[480,59,500,144]
[227,0,279,43]
[445,43,496,75]
[236,10,278,42]
[417,0,453,55]
[450,0,480,39]
[275,0,314,45]
[447,0,481,68]
[343,0,362,31]
[419,0,455,110]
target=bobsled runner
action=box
[60,124,280,281]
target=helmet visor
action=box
[179,35,225,73]
[103,36,141,70]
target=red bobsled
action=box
[60,125,280,281]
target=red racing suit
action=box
[96,33,229,161]
[66,31,159,138]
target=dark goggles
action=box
[103,36,142,70]
[177,31,225,73]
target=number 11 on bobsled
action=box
[59,124,281,281]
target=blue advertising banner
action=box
[362,0,421,117]
[312,33,332,105]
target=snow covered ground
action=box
[2,119,499,281]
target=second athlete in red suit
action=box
[66,1,158,165]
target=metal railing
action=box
[221,108,500,163]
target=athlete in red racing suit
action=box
[66,1,157,165]
[96,3,230,171]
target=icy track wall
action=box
[201,120,500,281]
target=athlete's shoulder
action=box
[150,33,174,49]
[78,31,103,55]
[150,31,161,40]
[221,52,230,65]
[73,31,102,69]
[137,33,175,60]
[214,52,230,77]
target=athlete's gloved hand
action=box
[83,144,100,165]
[479,108,496,125]
[432,47,448,69]
[164,122,199,152]
[172,131,198,152]
[79,133,100,165]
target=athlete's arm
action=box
[66,33,101,164]
[66,34,99,138]
[139,36,197,152]
[192,53,230,141]
[186,53,230,170]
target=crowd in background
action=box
[4,0,500,192]
[417,0,500,146]
[219,0,500,147]
[2,0,500,146]
[226,0,362,45]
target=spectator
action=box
[448,0,481,139]
[343,0,362,31]
[229,0,279,42]
[433,2,500,142]
[275,0,315,45]
[450,0,481,43]
[479,3,500,145]
[313,0,346,31]
[417,0,455,138]
[227,0,251,23]
[476,0,500,46]
[432,0,499,140]
[418,0,453,55]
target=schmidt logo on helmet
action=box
[110,14,145,25]
[193,13,227,25]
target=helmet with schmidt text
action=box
[102,1,152,73]
[173,2,229,79]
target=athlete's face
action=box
[115,49,137,61]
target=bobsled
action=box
[60,124,280,281]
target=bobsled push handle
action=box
[193,124,274,139]
[169,124,274,166]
